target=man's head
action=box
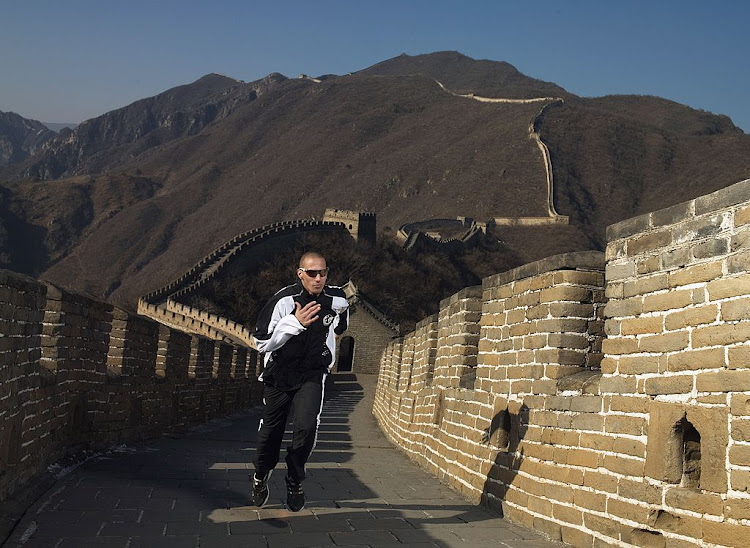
[297,251,328,296]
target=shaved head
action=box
[298,251,325,268]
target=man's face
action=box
[297,256,327,296]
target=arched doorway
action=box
[338,336,355,372]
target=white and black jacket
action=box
[253,281,349,389]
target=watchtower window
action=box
[678,417,701,488]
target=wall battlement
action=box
[374,178,750,547]
[0,272,262,505]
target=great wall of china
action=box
[434,80,568,223]
[2,72,749,545]
[0,271,264,505]
[373,177,750,547]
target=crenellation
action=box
[0,270,262,504]
[373,178,750,546]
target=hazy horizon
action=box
[2,1,749,132]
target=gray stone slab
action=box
[266,531,335,547]
[198,535,267,548]
[99,521,167,537]
[57,539,130,548]
[5,374,564,548]
[288,515,352,533]
[330,529,400,545]
[349,517,415,530]
[228,518,292,535]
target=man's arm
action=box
[334,306,349,339]
[254,300,321,353]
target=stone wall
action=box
[335,299,398,374]
[0,271,262,504]
[372,179,750,548]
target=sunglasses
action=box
[299,267,329,278]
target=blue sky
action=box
[2,0,748,131]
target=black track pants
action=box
[253,378,326,483]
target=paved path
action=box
[4,374,566,547]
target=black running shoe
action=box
[251,471,270,507]
[285,476,305,512]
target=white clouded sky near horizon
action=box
[2,0,748,131]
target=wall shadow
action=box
[5,375,554,546]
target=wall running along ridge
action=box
[373,178,750,547]
[0,273,263,506]
[138,219,351,347]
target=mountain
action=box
[0,111,56,170]
[43,122,78,132]
[0,51,748,309]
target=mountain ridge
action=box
[0,51,747,310]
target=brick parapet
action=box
[433,286,482,389]
[0,270,262,505]
[373,180,750,548]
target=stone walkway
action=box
[3,374,567,547]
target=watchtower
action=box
[323,209,376,244]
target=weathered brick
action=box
[666,348,725,372]
[605,415,646,436]
[644,375,693,395]
[599,376,637,394]
[606,261,637,282]
[624,274,669,297]
[574,487,607,512]
[668,261,723,288]
[697,371,750,393]
[603,297,643,318]
[664,304,718,330]
[607,497,651,522]
[695,179,750,215]
[731,469,750,493]
[662,246,690,269]
[652,200,693,227]
[664,488,723,515]
[618,355,662,375]
[722,298,750,321]
[703,519,750,548]
[636,255,661,275]
[621,316,663,335]
[613,437,646,458]
[728,346,750,370]
[692,237,729,260]
[639,331,688,353]
[627,230,672,257]
[736,204,750,227]
[692,323,750,348]
[727,249,750,275]
[650,509,703,538]
[707,274,750,300]
[733,419,750,442]
[729,444,750,466]
[608,395,649,414]
[607,212,652,241]
[601,454,644,476]
[730,395,750,415]
[584,511,621,539]
[642,289,694,313]
[600,357,617,374]
[724,498,750,520]
[602,337,639,356]
[731,231,750,253]
[540,286,593,304]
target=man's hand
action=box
[295,301,321,327]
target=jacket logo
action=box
[323,314,335,326]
